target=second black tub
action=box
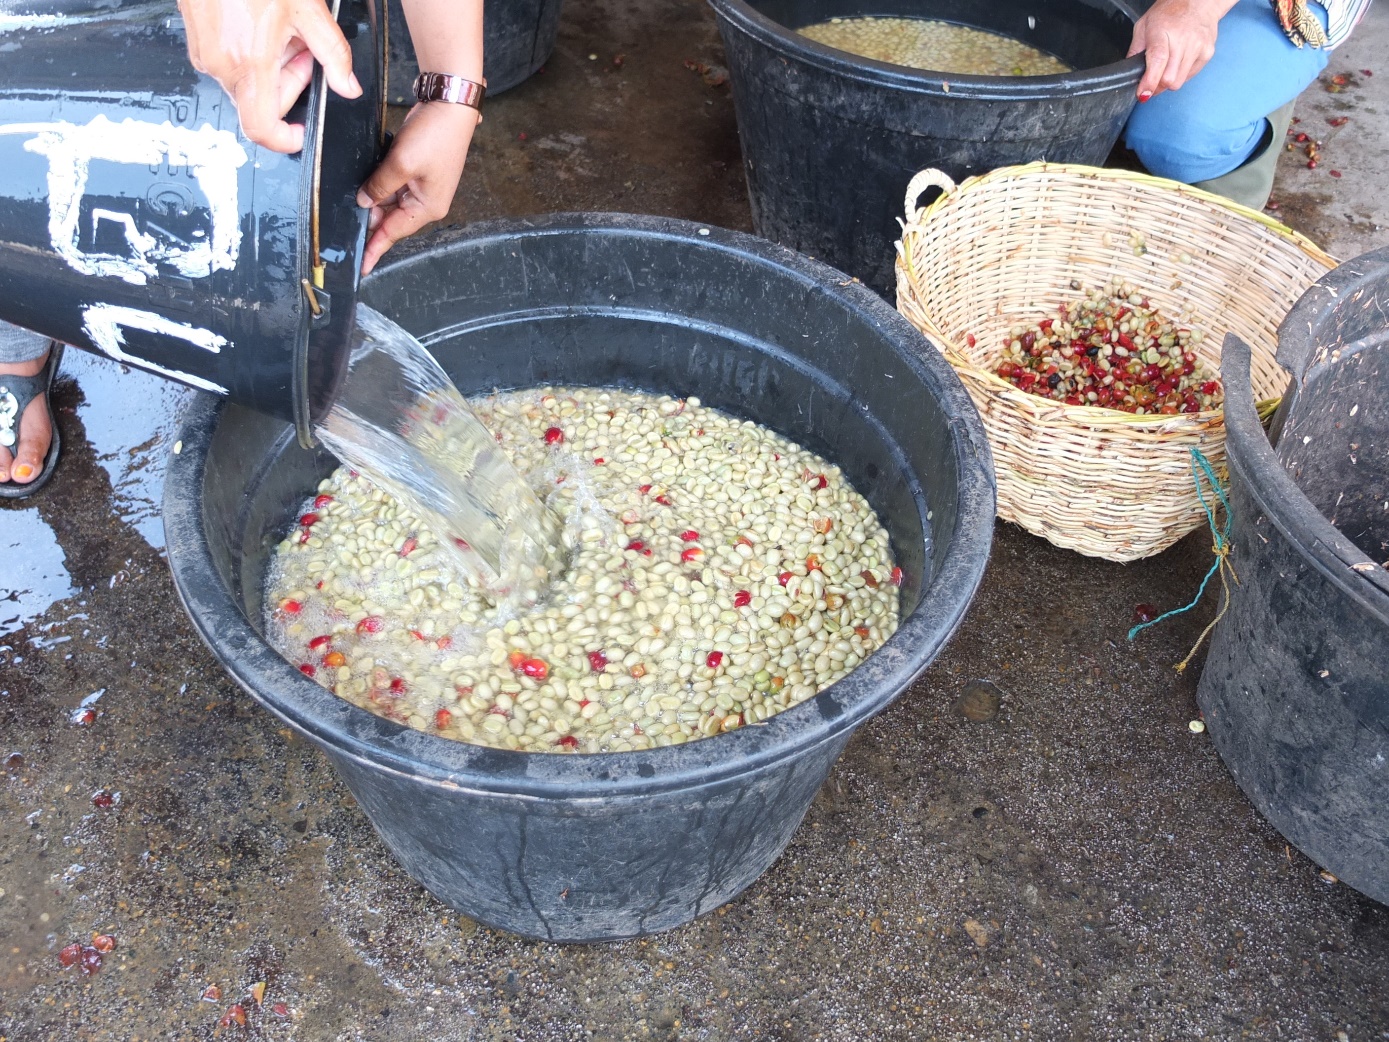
[1198,248,1389,906]
[710,0,1144,295]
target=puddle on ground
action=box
[0,507,74,634]
[1,351,185,634]
[63,350,188,551]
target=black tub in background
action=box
[163,214,996,941]
[710,0,1144,295]
[1198,246,1389,906]
[385,0,564,103]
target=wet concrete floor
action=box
[3,0,1388,1039]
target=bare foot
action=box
[0,346,53,486]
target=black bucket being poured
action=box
[0,1,569,601]
[0,0,385,448]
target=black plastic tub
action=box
[385,0,563,103]
[162,213,995,941]
[710,0,1144,295]
[1197,247,1389,906]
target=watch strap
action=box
[412,72,486,110]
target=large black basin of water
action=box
[710,0,1144,294]
[1198,246,1389,906]
[162,214,995,941]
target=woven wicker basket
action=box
[895,162,1336,562]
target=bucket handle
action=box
[904,169,958,223]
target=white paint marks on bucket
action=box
[0,115,248,284]
[81,304,229,394]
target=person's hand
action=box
[1127,0,1231,101]
[180,0,363,153]
[355,102,479,276]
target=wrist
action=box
[399,0,484,83]
[412,99,483,134]
[413,71,485,110]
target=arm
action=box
[354,0,485,275]
[1128,0,1240,100]
[179,0,362,153]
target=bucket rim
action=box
[162,211,997,800]
[1221,334,1389,625]
[1275,243,1389,377]
[707,0,1146,100]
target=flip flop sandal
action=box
[0,342,64,499]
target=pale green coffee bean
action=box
[267,386,899,753]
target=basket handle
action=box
[904,169,958,222]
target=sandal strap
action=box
[0,342,61,496]
[0,372,45,434]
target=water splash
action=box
[313,306,566,608]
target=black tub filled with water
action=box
[1199,246,1389,906]
[710,0,1144,294]
[162,214,996,941]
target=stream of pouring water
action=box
[313,305,567,608]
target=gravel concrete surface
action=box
[2,0,1387,1039]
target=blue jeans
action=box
[1124,0,1331,182]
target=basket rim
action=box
[895,161,1339,428]
[899,161,1336,265]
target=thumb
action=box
[356,151,408,210]
[234,64,306,153]
[1127,19,1147,58]
[1136,33,1169,99]
[292,0,362,100]
[360,203,429,275]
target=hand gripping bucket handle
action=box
[0,0,386,446]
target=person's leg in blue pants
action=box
[1124,0,1329,204]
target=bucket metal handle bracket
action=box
[301,278,331,323]
[294,279,333,449]
[292,0,344,451]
